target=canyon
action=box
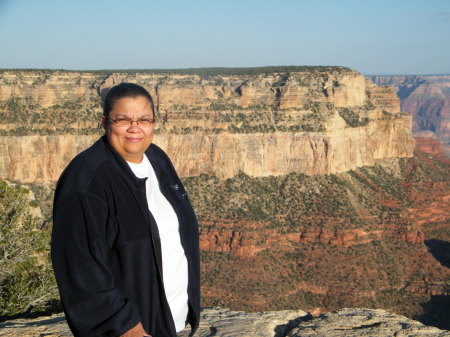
[0,67,449,330]
[190,147,450,325]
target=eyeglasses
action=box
[108,117,156,127]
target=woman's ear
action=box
[100,116,107,130]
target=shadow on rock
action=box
[274,313,313,337]
[416,295,450,330]
[425,239,450,269]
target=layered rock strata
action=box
[0,68,413,182]
[199,226,425,257]
[0,68,369,109]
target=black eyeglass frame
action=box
[107,117,156,127]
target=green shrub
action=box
[338,107,369,127]
[0,180,58,318]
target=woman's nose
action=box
[127,122,141,131]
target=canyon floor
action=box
[186,142,450,329]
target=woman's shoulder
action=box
[55,138,110,195]
[65,138,108,171]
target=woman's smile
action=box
[126,136,144,142]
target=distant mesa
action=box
[368,75,450,157]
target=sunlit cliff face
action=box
[0,69,414,182]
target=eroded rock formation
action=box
[199,224,425,257]
[0,68,413,182]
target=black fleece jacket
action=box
[51,136,200,337]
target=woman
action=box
[51,83,200,337]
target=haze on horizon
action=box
[0,0,448,75]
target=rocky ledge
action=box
[1,307,448,337]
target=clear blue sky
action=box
[0,0,449,74]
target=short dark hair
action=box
[102,83,155,120]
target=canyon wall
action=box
[0,135,98,183]
[0,68,413,182]
[0,116,413,182]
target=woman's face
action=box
[103,95,154,163]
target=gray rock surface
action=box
[0,314,72,337]
[0,307,448,337]
[177,307,309,337]
[288,308,450,337]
